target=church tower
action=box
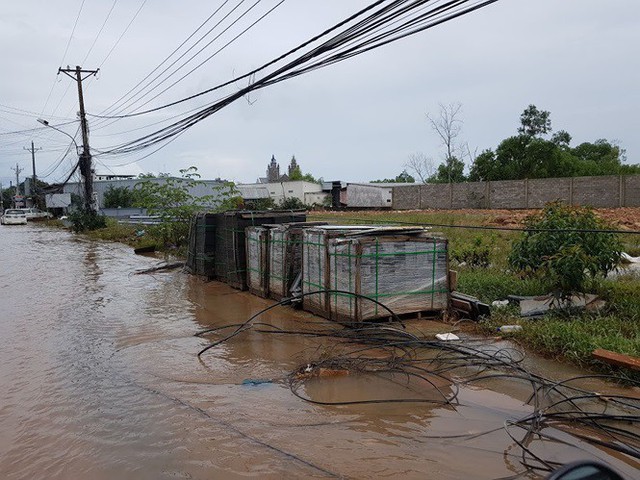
[266,155,280,183]
[287,155,299,177]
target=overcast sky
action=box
[1,0,638,189]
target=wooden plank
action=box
[592,349,640,371]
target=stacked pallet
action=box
[186,210,306,287]
[302,226,449,322]
[185,213,217,277]
[267,222,327,301]
[246,226,270,297]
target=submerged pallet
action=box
[267,222,328,301]
[246,226,270,298]
[214,210,306,290]
[185,213,216,277]
[186,210,306,287]
[246,222,329,299]
[302,226,449,322]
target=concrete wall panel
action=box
[527,178,572,208]
[392,186,420,210]
[572,176,619,208]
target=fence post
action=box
[486,181,491,209]
[619,175,624,207]
[569,177,574,205]
[524,178,529,208]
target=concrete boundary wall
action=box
[392,175,640,210]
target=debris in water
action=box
[435,333,459,341]
[134,261,184,274]
[242,378,274,386]
[497,325,523,334]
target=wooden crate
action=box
[301,226,380,318]
[327,233,449,322]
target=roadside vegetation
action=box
[310,207,640,378]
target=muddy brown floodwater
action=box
[1,224,638,479]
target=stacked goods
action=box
[246,226,270,298]
[301,226,378,317]
[327,232,449,322]
[267,222,328,301]
[186,213,216,277]
[301,226,449,321]
[213,210,306,290]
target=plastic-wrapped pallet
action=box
[268,222,328,301]
[327,233,449,321]
[246,226,269,297]
[267,225,290,300]
[301,226,378,317]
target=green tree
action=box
[288,165,317,183]
[103,185,138,208]
[468,149,497,181]
[509,202,621,299]
[429,157,466,183]
[134,167,240,248]
[518,104,552,137]
[469,105,639,180]
[371,169,415,183]
[279,196,306,210]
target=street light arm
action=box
[36,118,80,152]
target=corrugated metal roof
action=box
[236,185,270,199]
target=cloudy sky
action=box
[1,0,638,189]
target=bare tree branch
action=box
[426,102,464,162]
[404,152,434,184]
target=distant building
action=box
[240,180,327,206]
[63,177,225,211]
[93,173,136,181]
[287,155,299,177]
[258,155,301,184]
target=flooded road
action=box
[1,224,638,479]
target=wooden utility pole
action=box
[24,141,41,197]
[11,163,24,207]
[59,65,99,211]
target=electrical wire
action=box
[310,215,640,236]
[97,0,148,69]
[93,0,235,121]
[90,1,500,160]
[194,283,639,476]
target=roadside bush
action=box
[103,185,139,208]
[451,237,490,268]
[68,207,107,233]
[279,197,306,210]
[134,168,242,249]
[457,268,546,303]
[508,202,621,298]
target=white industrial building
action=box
[239,180,328,206]
[63,177,226,210]
[345,182,414,208]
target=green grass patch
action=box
[456,268,547,303]
[83,218,161,251]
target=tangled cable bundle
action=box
[196,291,640,476]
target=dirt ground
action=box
[479,207,640,229]
[318,207,640,230]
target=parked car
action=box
[1,209,28,225]
[19,208,53,220]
